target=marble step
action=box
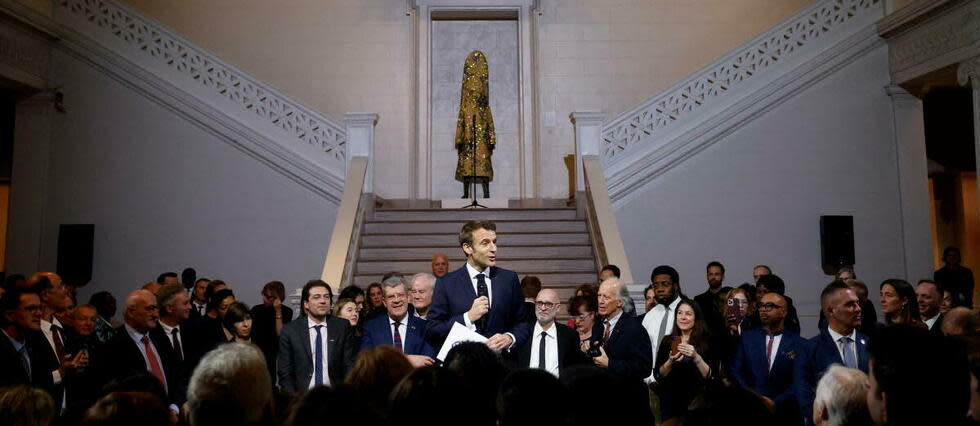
[372,208,578,222]
[363,220,587,234]
[360,232,591,247]
[357,245,594,260]
[352,271,598,287]
[355,258,596,275]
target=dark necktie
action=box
[538,331,547,370]
[51,325,66,364]
[140,335,167,393]
[171,328,183,363]
[313,325,324,386]
[392,321,403,352]
[476,273,489,332]
[18,345,31,381]
[602,319,612,345]
[656,307,671,345]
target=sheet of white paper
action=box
[437,322,488,361]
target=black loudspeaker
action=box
[57,224,94,287]
[820,216,854,270]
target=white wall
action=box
[615,44,906,337]
[8,48,339,307]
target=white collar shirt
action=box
[643,296,681,384]
[158,322,183,359]
[123,324,168,389]
[765,333,783,371]
[388,315,409,349]
[827,327,858,364]
[307,317,331,388]
[529,322,560,377]
[924,314,940,330]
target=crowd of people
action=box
[0,220,978,426]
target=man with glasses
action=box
[731,291,806,425]
[361,277,436,367]
[506,289,587,377]
[0,288,58,393]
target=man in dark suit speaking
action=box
[277,280,356,392]
[427,220,530,352]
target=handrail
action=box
[582,155,633,285]
[321,157,368,291]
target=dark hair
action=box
[459,220,496,247]
[651,265,679,285]
[204,280,227,300]
[81,391,170,426]
[686,382,775,426]
[880,279,922,327]
[345,346,413,416]
[756,274,786,295]
[207,289,235,315]
[574,283,598,299]
[916,279,942,295]
[869,325,969,426]
[567,295,597,317]
[819,280,851,309]
[520,276,542,299]
[155,284,185,310]
[262,281,286,301]
[301,280,331,305]
[444,342,507,425]
[389,367,465,426]
[365,282,384,309]
[670,298,710,354]
[0,385,55,426]
[943,246,961,260]
[497,369,569,426]
[1,288,38,318]
[88,291,116,319]
[737,283,757,303]
[337,285,363,302]
[600,265,621,278]
[644,283,656,297]
[3,274,25,289]
[753,265,772,275]
[285,386,380,426]
[180,268,196,288]
[706,261,725,274]
[155,272,177,284]
[222,302,251,336]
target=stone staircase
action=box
[353,208,599,306]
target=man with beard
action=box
[694,261,730,337]
[641,265,683,386]
[506,289,587,377]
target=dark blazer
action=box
[507,322,588,374]
[0,330,57,395]
[927,313,944,334]
[95,326,181,404]
[427,265,531,347]
[361,314,435,357]
[590,313,652,381]
[795,330,870,426]
[148,323,211,405]
[731,329,806,424]
[277,316,356,393]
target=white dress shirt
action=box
[460,262,516,347]
[307,317,331,388]
[827,327,858,364]
[123,324,168,390]
[643,296,681,384]
[39,318,64,385]
[529,322,560,377]
[388,315,409,349]
[923,314,940,330]
[158,322,184,360]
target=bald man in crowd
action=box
[431,253,450,278]
[506,289,587,377]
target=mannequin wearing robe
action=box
[454,50,495,198]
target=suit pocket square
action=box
[785,350,796,360]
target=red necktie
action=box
[392,321,403,352]
[766,335,775,370]
[51,325,66,364]
[140,335,168,393]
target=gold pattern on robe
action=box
[455,50,496,182]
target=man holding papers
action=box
[427,220,531,353]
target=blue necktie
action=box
[18,345,31,382]
[840,336,856,369]
[313,325,324,386]
[476,273,488,332]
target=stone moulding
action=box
[600,0,884,204]
[50,0,348,202]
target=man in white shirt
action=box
[915,280,943,333]
[641,265,682,385]
[506,289,587,377]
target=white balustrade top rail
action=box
[601,0,882,166]
[55,0,347,169]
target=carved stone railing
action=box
[601,0,883,168]
[51,0,348,200]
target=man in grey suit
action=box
[277,280,356,392]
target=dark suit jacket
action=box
[731,329,805,410]
[427,265,531,347]
[927,313,944,334]
[148,323,211,405]
[0,329,57,395]
[507,322,588,374]
[277,316,356,392]
[95,326,181,404]
[795,330,869,425]
[590,313,652,381]
[360,314,435,357]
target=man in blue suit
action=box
[427,220,530,352]
[361,277,436,367]
[731,292,806,425]
[795,280,869,426]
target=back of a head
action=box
[814,365,872,426]
[869,325,969,426]
[389,366,466,426]
[0,385,55,426]
[684,383,774,426]
[445,342,507,424]
[497,369,569,426]
[560,365,619,426]
[756,274,786,295]
[286,386,380,426]
[81,391,169,426]
[520,276,542,299]
[345,346,413,413]
[187,343,272,426]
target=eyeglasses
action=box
[758,303,785,311]
[573,312,594,321]
[535,301,558,309]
